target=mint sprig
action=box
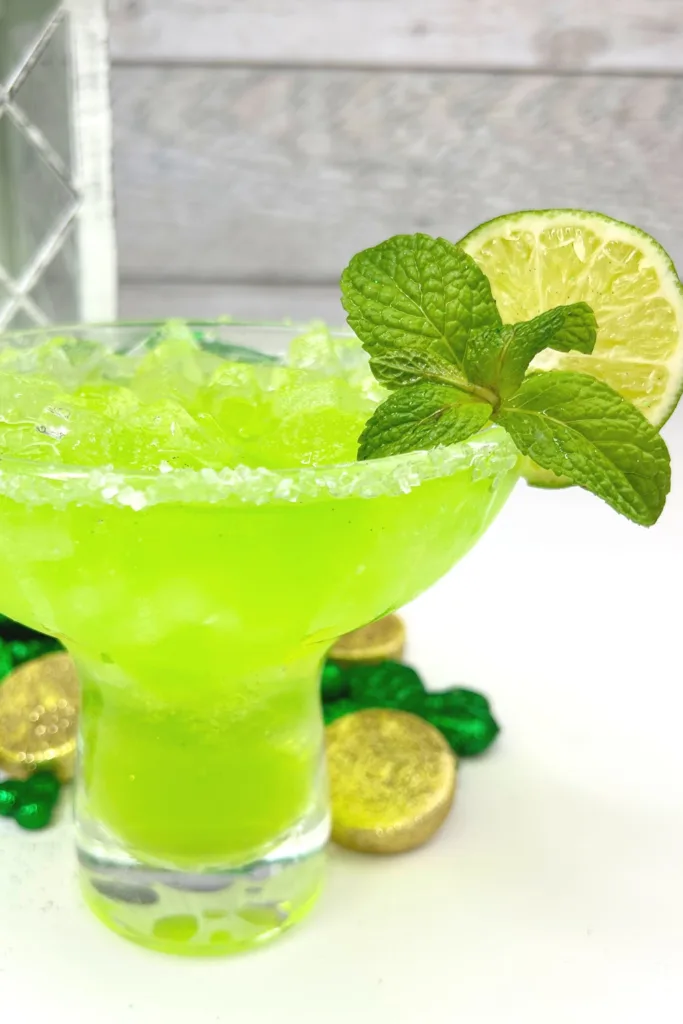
[341,234,671,526]
[358,383,493,461]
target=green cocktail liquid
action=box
[0,323,518,952]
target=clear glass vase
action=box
[0,321,519,954]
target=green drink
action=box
[2,210,678,957]
[0,322,518,954]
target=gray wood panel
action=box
[108,0,683,73]
[112,66,683,284]
[119,280,344,323]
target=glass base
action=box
[77,817,328,956]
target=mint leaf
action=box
[522,302,597,354]
[368,348,470,390]
[358,383,492,461]
[341,234,501,372]
[494,371,670,525]
[464,302,597,400]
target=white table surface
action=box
[2,422,682,1024]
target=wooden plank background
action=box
[110,2,683,323]
[109,0,683,72]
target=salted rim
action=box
[0,430,519,510]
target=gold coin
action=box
[329,614,406,665]
[0,652,79,781]
[326,708,457,854]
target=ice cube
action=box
[133,331,222,406]
[287,325,386,404]
[287,322,339,372]
[116,399,237,471]
[265,372,374,467]
[205,363,283,450]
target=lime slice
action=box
[460,210,683,486]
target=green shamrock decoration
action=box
[321,658,499,757]
[0,770,61,830]
[0,614,63,683]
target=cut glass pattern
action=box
[0,0,81,328]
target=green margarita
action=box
[1,209,680,956]
[0,321,518,953]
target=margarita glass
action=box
[0,322,519,954]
